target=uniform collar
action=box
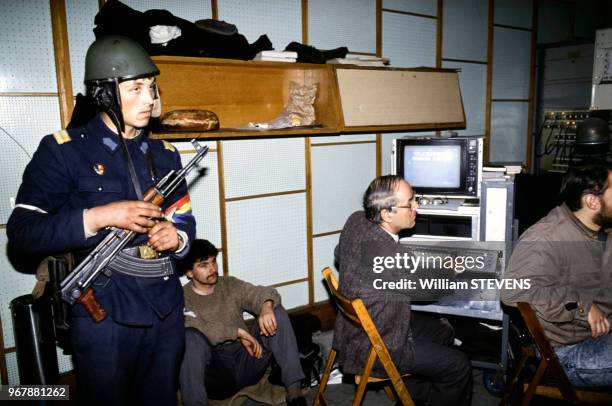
[88,114,149,156]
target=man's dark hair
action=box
[363,175,404,223]
[178,239,219,273]
[560,164,612,211]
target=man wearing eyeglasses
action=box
[502,164,612,387]
[332,175,473,406]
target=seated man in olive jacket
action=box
[179,239,306,406]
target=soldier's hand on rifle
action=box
[84,200,163,234]
[148,221,181,252]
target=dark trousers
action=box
[404,313,473,406]
[179,306,304,406]
[70,306,185,406]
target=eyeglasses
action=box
[391,197,418,210]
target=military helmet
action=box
[84,36,159,83]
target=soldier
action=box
[7,36,196,405]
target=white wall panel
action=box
[180,151,222,248]
[490,102,529,163]
[0,0,57,92]
[311,144,376,233]
[66,0,99,95]
[442,0,488,62]
[222,138,305,198]
[381,131,435,176]
[123,0,212,21]
[311,133,376,144]
[492,27,532,100]
[6,352,18,385]
[495,0,532,29]
[383,12,436,68]
[383,0,436,16]
[0,97,61,224]
[276,281,309,309]
[313,233,340,303]
[226,193,307,286]
[218,0,301,51]
[309,0,376,53]
[442,62,487,136]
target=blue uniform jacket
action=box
[7,114,196,326]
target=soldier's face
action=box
[118,77,156,132]
[188,256,219,286]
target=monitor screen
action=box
[403,145,461,188]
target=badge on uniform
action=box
[139,245,159,259]
[94,163,106,176]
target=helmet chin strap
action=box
[107,78,125,136]
[105,79,145,201]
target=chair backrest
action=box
[517,302,577,401]
[322,267,361,325]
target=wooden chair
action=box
[314,267,415,406]
[502,302,612,405]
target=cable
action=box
[0,125,32,159]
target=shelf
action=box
[149,56,466,140]
[154,126,339,140]
[151,56,341,140]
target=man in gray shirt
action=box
[178,239,306,406]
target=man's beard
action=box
[594,201,612,228]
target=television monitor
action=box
[392,137,483,199]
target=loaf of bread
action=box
[160,109,220,131]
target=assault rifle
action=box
[60,139,208,322]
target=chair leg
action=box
[353,348,377,406]
[521,359,547,406]
[501,347,530,405]
[383,386,397,402]
[314,349,337,406]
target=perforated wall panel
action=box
[382,12,436,68]
[311,144,376,234]
[442,0,488,62]
[179,151,222,248]
[57,347,73,374]
[218,0,301,50]
[0,96,61,224]
[222,138,305,198]
[490,102,529,163]
[276,281,309,309]
[310,133,376,144]
[6,352,18,385]
[492,27,532,100]
[494,0,532,28]
[123,0,212,21]
[313,233,340,303]
[66,0,98,96]
[309,0,376,53]
[0,0,57,92]
[383,0,436,16]
[442,62,487,136]
[380,131,435,176]
[225,193,307,286]
[0,232,37,349]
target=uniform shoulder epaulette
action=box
[52,129,71,145]
[162,140,176,152]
